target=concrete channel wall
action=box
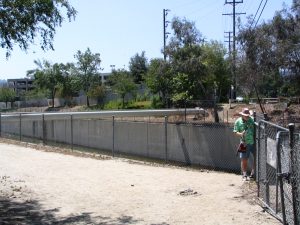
[0,109,244,171]
[1,115,241,172]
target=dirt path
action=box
[0,141,280,225]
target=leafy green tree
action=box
[202,42,231,102]
[108,69,137,108]
[27,60,64,107]
[56,63,81,104]
[169,44,208,101]
[166,17,210,102]
[129,51,148,83]
[146,17,230,109]
[237,4,300,97]
[0,0,76,57]
[74,48,102,107]
[24,89,48,101]
[168,17,202,49]
[145,58,173,107]
[0,87,15,108]
[87,84,106,107]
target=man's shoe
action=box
[249,174,254,179]
[242,176,248,181]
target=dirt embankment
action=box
[3,103,300,126]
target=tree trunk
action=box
[213,90,219,123]
[122,95,125,109]
[51,97,54,108]
[51,89,56,108]
[87,96,89,107]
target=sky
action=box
[0,0,293,80]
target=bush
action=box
[103,100,123,110]
[151,96,164,109]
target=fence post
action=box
[0,112,2,137]
[42,114,46,145]
[253,111,257,180]
[70,114,73,151]
[146,116,149,157]
[264,123,270,206]
[222,109,224,123]
[226,110,228,124]
[19,113,22,141]
[276,131,287,223]
[257,121,262,197]
[288,123,299,225]
[184,100,187,123]
[112,116,115,157]
[164,116,168,163]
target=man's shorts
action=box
[240,144,255,159]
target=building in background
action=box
[7,78,35,97]
[0,79,7,87]
[100,73,112,83]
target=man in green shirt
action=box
[233,108,255,181]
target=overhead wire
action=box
[171,0,203,11]
[254,0,268,28]
[185,0,220,17]
[250,0,264,27]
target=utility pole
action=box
[224,31,233,108]
[223,0,245,99]
[224,31,232,55]
[163,9,170,60]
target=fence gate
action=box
[257,120,300,225]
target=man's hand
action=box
[236,131,245,137]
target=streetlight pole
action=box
[229,85,234,109]
[110,65,115,71]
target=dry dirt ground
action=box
[0,139,281,225]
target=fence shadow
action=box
[0,197,165,225]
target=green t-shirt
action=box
[233,117,255,144]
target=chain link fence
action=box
[256,119,300,225]
[1,108,300,224]
[0,110,242,173]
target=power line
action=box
[250,0,264,28]
[185,0,220,17]
[254,0,269,28]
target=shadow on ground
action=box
[0,197,169,225]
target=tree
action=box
[146,17,230,110]
[27,60,64,108]
[145,58,173,107]
[128,51,148,83]
[87,84,106,107]
[108,69,137,108]
[168,17,202,49]
[166,17,217,102]
[202,42,231,102]
[169,44,208,101]
[0,0,76,57]
[56,63,81,105]
[0,87,15,108]
[74,48,102,107]
[237,5,300,97]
